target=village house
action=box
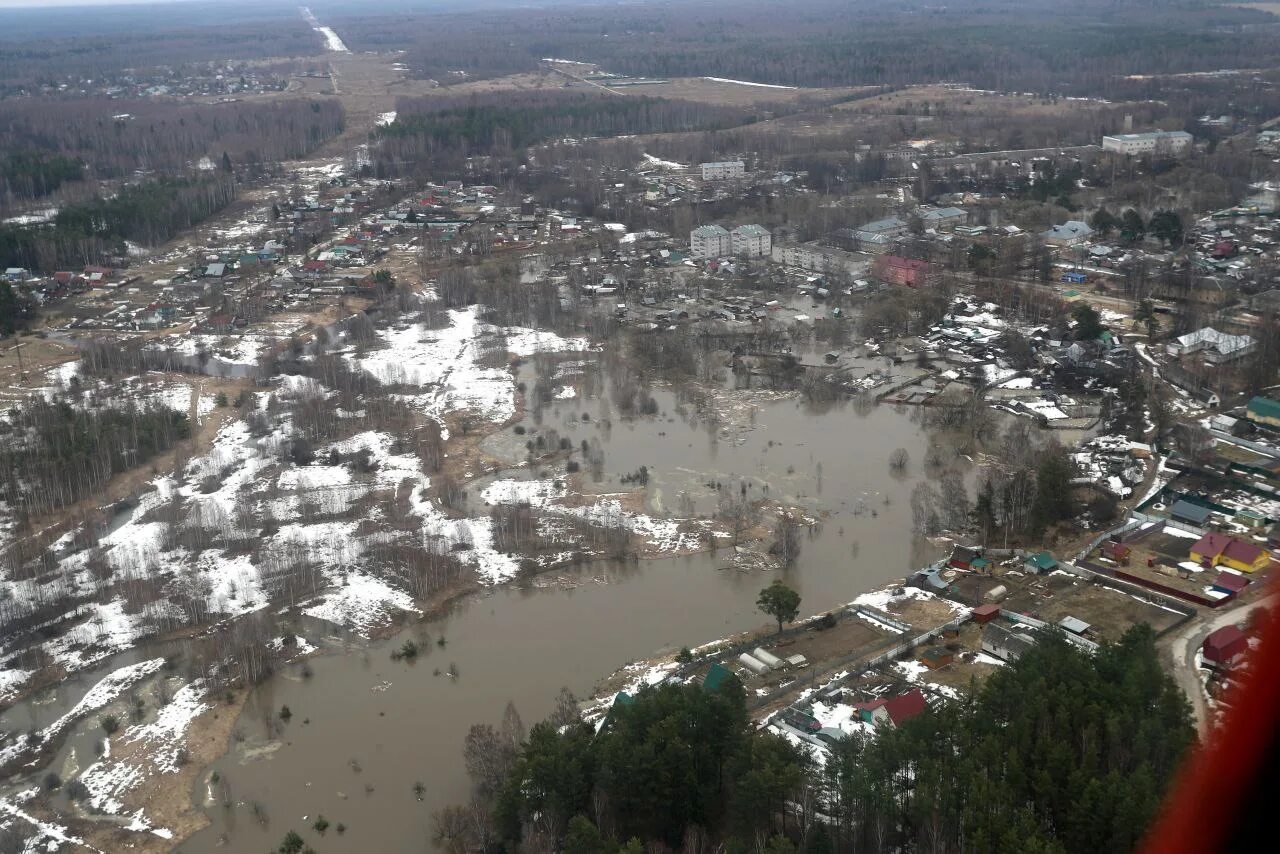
[1189,532,1271,573]
[853,688,927,728]
[1202,625,1249,668]
[981,623,1036,663]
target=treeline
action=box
[336,0,1280,98]
[0,396,189,519]
[1,151,82,201]
[376,91,757,174]
[0,98,345,187]
[0,176,236,270]
[0,12,318,84]
[446,625,1192,853]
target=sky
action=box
[0,0,207,7]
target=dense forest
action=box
[376,91,763,175]
[0,98,344,191]
[445,626,1193,853]
[0,175,236,270]
[329,0,1280,98]
[1,151,83,202]
[0,11,318,83]
[0,396,190,520]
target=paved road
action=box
[1162,593,1276,734]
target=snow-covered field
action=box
[349,306,593,423]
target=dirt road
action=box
[1162,592,1276,733]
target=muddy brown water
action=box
[3,348,966,852]
[177,382,945,853]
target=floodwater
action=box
[3,329,985,853]
[178,365,947,852]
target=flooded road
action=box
[180,383,945,852]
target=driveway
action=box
[1162,593,1276,733]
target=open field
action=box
[606,77,870,107]
[1001,572,1185,640]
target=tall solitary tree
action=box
[757,581,801,634]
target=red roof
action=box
[1191,532,1230,558]
[972,604,1001,621]
[1222,538,1265,567]
[884,688,927,725]
[1212,572,1248,593]
[304,260,328,271]
[1203,625,1248,664]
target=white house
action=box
[690,224,731,258]
[1101,130,1193,156]
[1166,327,1257,364]
[730,224,771,258]
[699,160,745,181]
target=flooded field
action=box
[175,373,947,851]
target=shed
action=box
[785,654,808,668]
[948,545,984,570]
[1170,499,1212,527]
[703,663,734,693]
[1100,540,1132,565]
[1211,571,1248,596]
[1057,616,1091,636]
[1202,625,1248,666]
[971,603,1001,624]
[1025,551,1058,574]
[920,647,954,669]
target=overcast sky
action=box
[0,0,205,7]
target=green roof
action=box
[1026,551,1058,570]
[1248,396,1280,419]
[703,663,734,693]
[612,691,635,708]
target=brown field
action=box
[610,77,869,107]
[1001,572,1184,641]
[835,84,1137,119]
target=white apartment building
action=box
[699,160,745,181]
[731,224,771,258]
[1101,130,1193,155]
[690,224,731,258]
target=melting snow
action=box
[702,76,797,89]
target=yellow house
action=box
[1191,532,1271,573]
